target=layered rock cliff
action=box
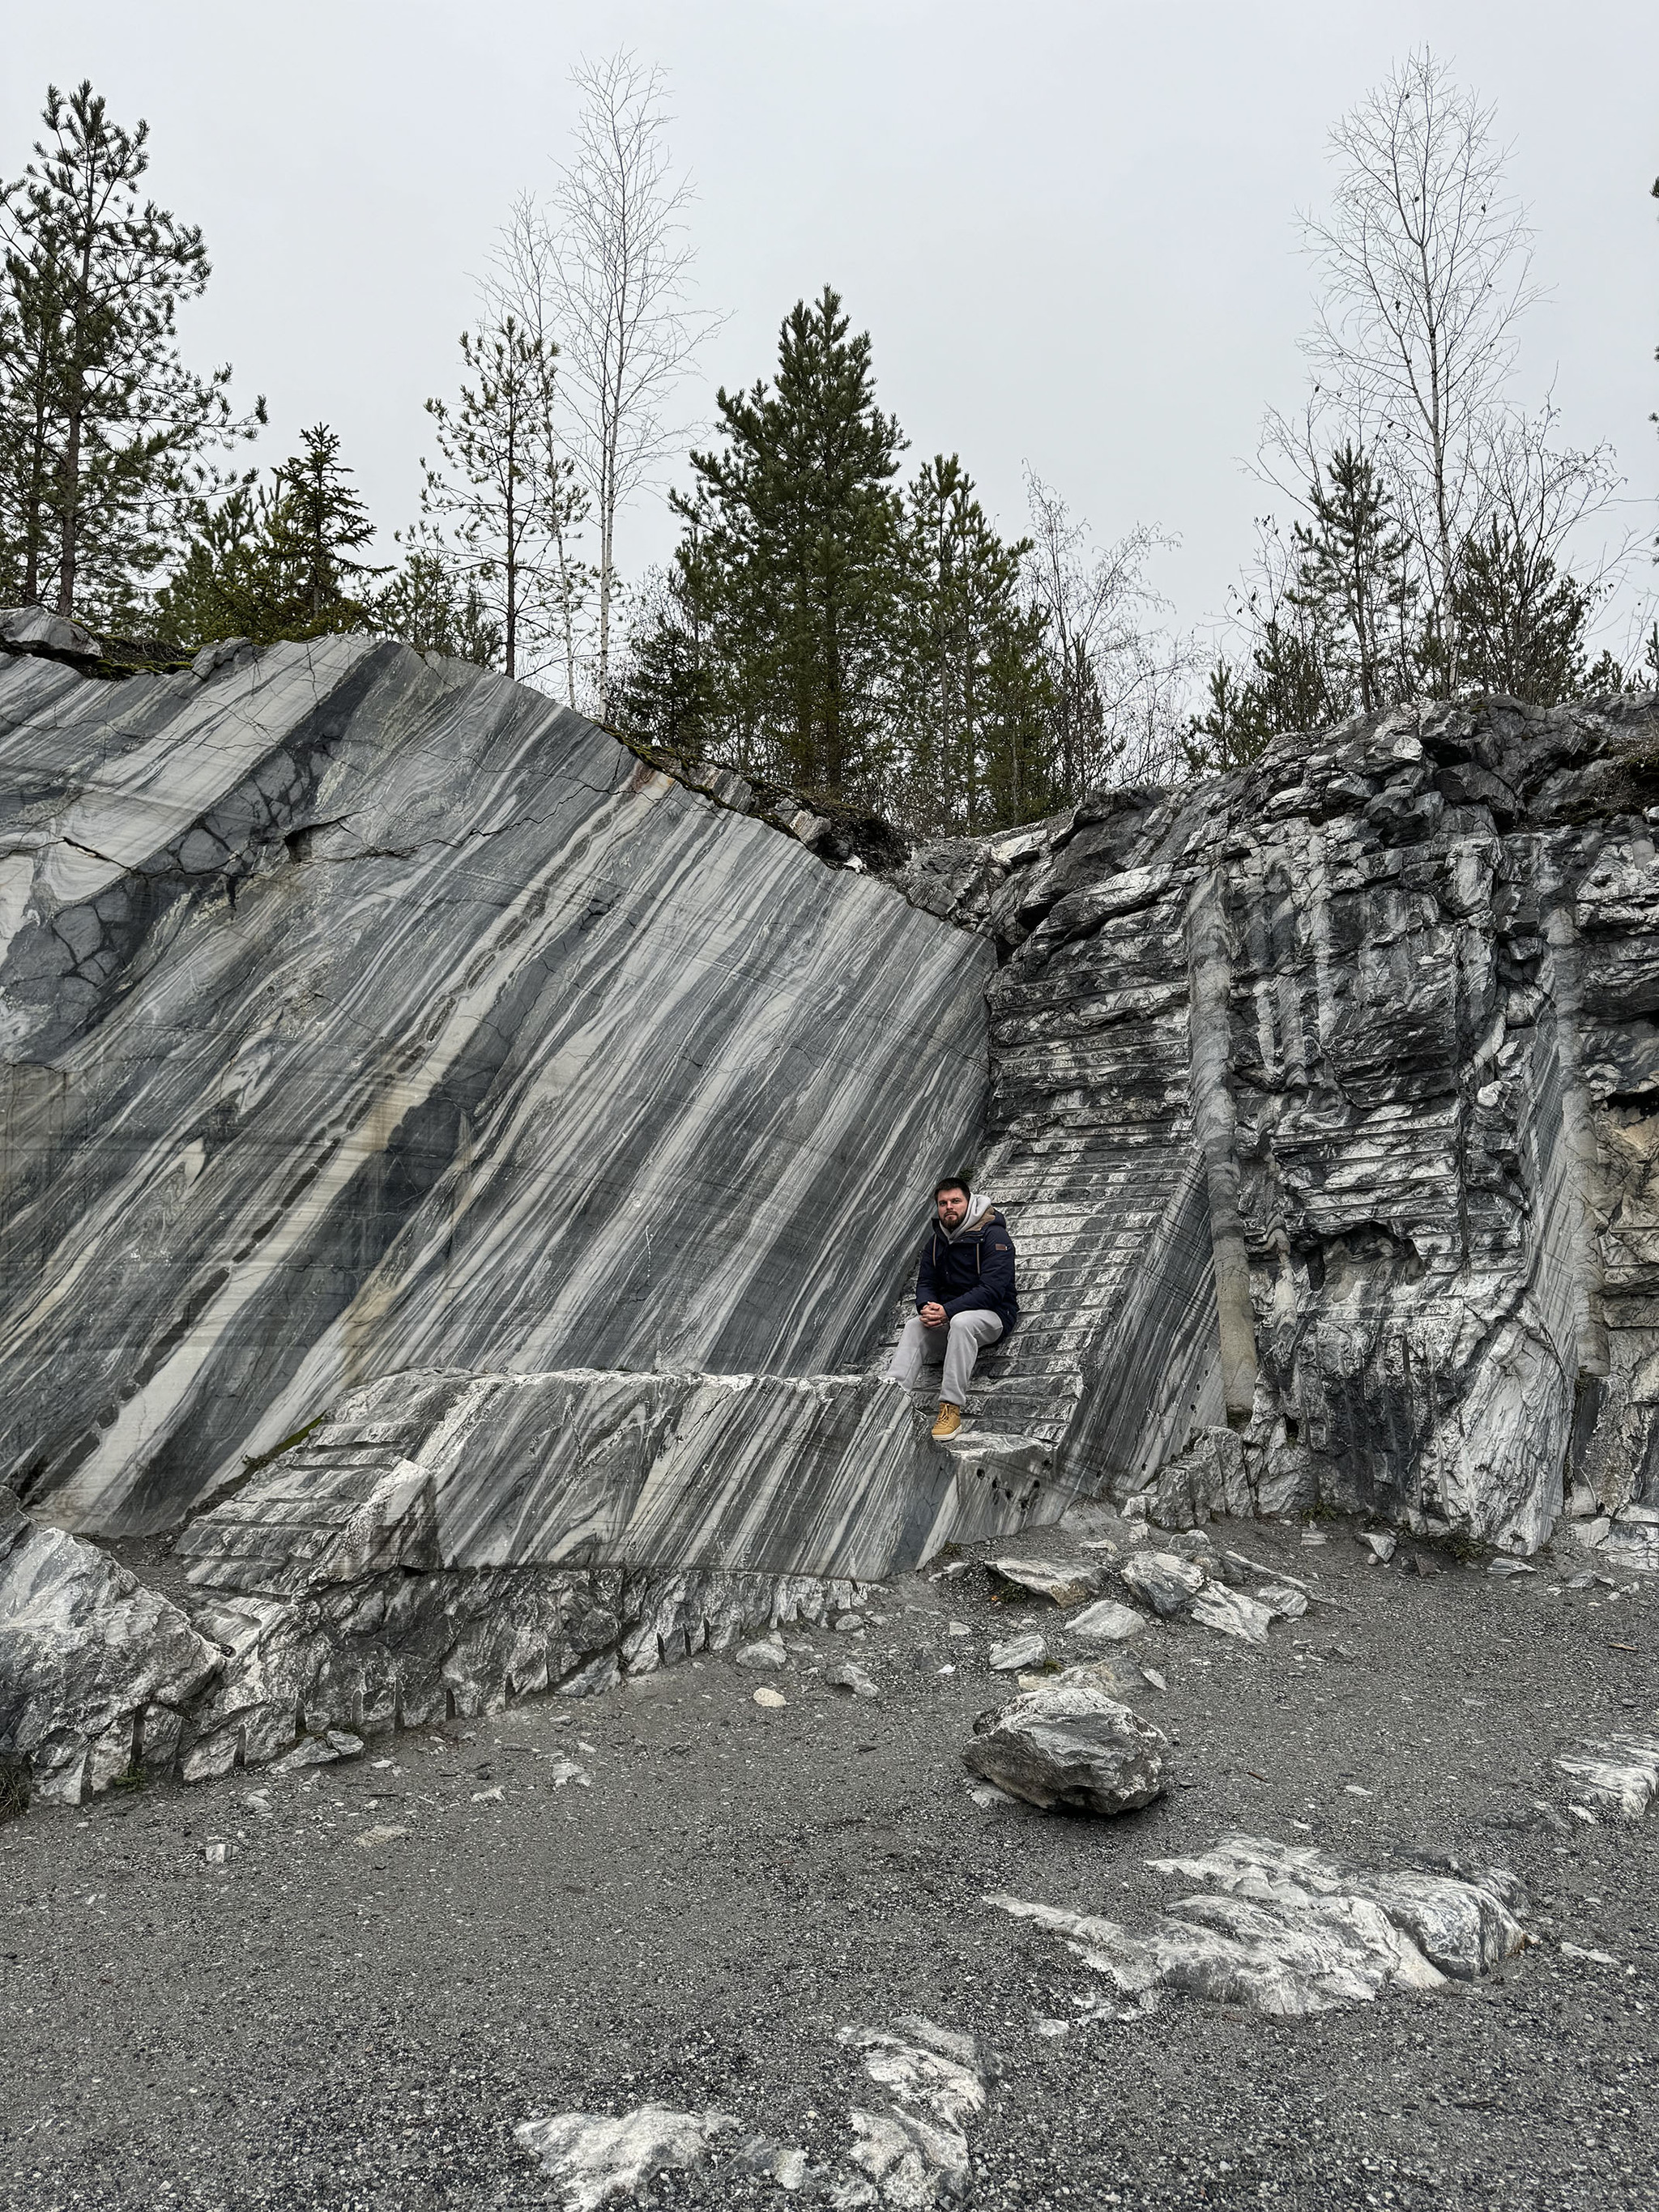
[3,615,1657,1804]
[906,690,1659,1562]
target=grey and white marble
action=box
[962,1682,1167,1815]
[9,629,1659,1803]
[1,634,989,1537]
[916,688,1659,1554]
[987,1832,1531,2017]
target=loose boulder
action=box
[1119,1551,1206,1617]
[986,1558,1102,1607]
[963,1683,1167,1816]
[1067,1598,1147,1643]
[0,1495,219,1805]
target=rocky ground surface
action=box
[5,1510,1657,2212]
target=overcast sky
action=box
[6,2,1657,656]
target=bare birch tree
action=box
[1021,469,1188,794]
[1292,48,1537,685]
[484,193,591,706]
[539,53,717,716]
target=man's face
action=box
[936,1187,968,1230]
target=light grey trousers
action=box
[888,1309,1004,1407]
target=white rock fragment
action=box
[544,1756,591,1788]
[826,1659,881,1700]
[471,1785,505,1804]
[356,1824,408,1848]
[267,1728,365,1775]
[946,1621,972,1639]
[1361,1533,1397,1564]
[753,1686,787,1709]
[987,1558,1101,1606]
[735,1636,788,1670]
[1254,1585,1308,1621]
[987,1832,1529,2018]
[1559,1941,1622,1967]
[839,2018,987,2206]
[1190,1586,1274,1646]
[988,1631,1047,1673]
[1488,1558,1537,1578]
[1555,1735,1659,1820]
[514,2104,739,2211]
[1066,1599,1145,1644]
[202,1839,232,1865]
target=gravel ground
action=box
[5,1513,1657,2211]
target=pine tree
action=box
[370,550,504,668]
[413,318,586,689]
[0,81,261,626]
[1183,659,1270,776]
[901,455,1051,833]
[683,286,907,800]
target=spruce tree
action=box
[1183,659,1269,776]
[0,81,260,626]
[1290,443,1415,715]
[901,455,1051,833]
[370,551,504,669]
[155,425,381,648]
[1452,519,1594,702]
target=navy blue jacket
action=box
[915,1205,1018,1330]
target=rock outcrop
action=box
[5,618,1659,1803]
[911,690,1659,1555]
[987,1832,1532,2017]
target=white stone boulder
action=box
[963,1683,1167,1816]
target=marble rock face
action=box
[8,630,1659,1801]
[0,1491,218,1804]
[0,633,991,1538]
[915,691,1659,1554]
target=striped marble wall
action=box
[0,640,992,1538]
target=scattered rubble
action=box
[514,2103,739,2211]
[1119,1552,1206,1617]
[1065,1600,1146,1643]
[827,1659,882,1700]
[1189,1585,1274,1646]
[988,1630,1047,1673]
[514,2016,993,2210]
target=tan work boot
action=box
[932,1400,962,1440]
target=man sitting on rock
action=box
[888,1175,1018,1440]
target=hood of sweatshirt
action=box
[941,1191,995,1241]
